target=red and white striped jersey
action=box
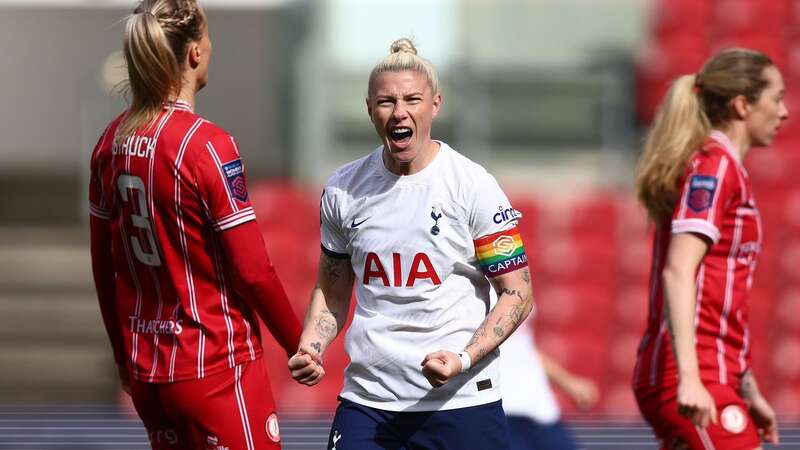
[89,101,262,383]
[634,130,762,392]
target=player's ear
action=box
[366,97,373,123]
[431,92,442,119]
[730,94,749,120]
[187,41,201,69]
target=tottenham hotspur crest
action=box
[430,206,442,235]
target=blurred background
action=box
[1,0,800,448]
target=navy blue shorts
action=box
[507,416,578,450]
[327,398,510,450]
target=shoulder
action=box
[180,118,240,161]
[92,112,127,161]
[438,143,501,198]
[689,140,737,178]
[324,148,379,193]
[439,142,490,177]
[192,118,232,145]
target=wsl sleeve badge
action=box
[222,159,249,202]
[687,175,717,213]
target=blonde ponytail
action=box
[635,75,710,222]
[117,0,202,142]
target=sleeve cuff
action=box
[89,204,112,220]
[214,207,256,232]
[321,244,349,259]
[671,218,720,244]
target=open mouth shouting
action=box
[389,126,413,148]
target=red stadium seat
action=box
[601,383,640,414]
[648,0,715,41]
[713,0,789,36]
[636,35,711,124]
[614,283,650,330]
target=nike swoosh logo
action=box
[351,217,369,228]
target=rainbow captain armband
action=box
[473,226,528,277]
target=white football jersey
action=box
[320,142,526,411]
[500,319,561,424]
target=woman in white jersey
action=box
[288,38,534,450]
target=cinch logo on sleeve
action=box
[474,226,528,276]
[363,252,442,287]
[687,175,717,213]
[493,206,521,225]
[222,159,248,202]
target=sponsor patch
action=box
[222,159,248,202]
[265,412,280,443]
[687,175,717,213]
[492,206,522,225]
[476,379,493,391]
[720,405,747,434]
[473,226,528,277]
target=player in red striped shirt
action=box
[633,49,788,450]
[88,1,302,448]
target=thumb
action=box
[709,402,718,425]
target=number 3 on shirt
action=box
[117,174,162,267]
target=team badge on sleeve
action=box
[222,159,248,202]
[687,175,717,213]
[473,226,528,276]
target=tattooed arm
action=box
[464,267,533,364]
[288,250,354,386]
[421,267,533,388]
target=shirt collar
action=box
[164,100,194,113]
[709,130,740,162]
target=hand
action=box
[117,365,131,396]
[677,378,718,428]
[747,394,779,445]
[560,374,599,410]
[288,347,325,386]
[420,350,461,388]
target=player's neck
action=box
[713,123,750,160]
[175,83,197,111]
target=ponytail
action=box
[116,0,202,142]
[635,75,710,222]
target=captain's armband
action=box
[473,226,528,277]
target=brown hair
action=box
[635,48,774,222]
[367,38,439,99]
[117,0,203,142]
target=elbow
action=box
[523,291,534,320]
[661,263,692,291]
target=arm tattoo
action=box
[493,326,504,338]
[315,309,338,340]
[310,342,322,353]
[499,288,525,303]
[521,269,531,283]
[466,324,488,360]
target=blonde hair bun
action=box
[390,38,417,56]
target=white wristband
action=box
[457,351,472,373]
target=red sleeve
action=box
[88,128,114,220]
[219,221,302,357]
[90,215,126,366]
[89,124,124,366]
[672,151,740,244]
[195,133,257,232]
